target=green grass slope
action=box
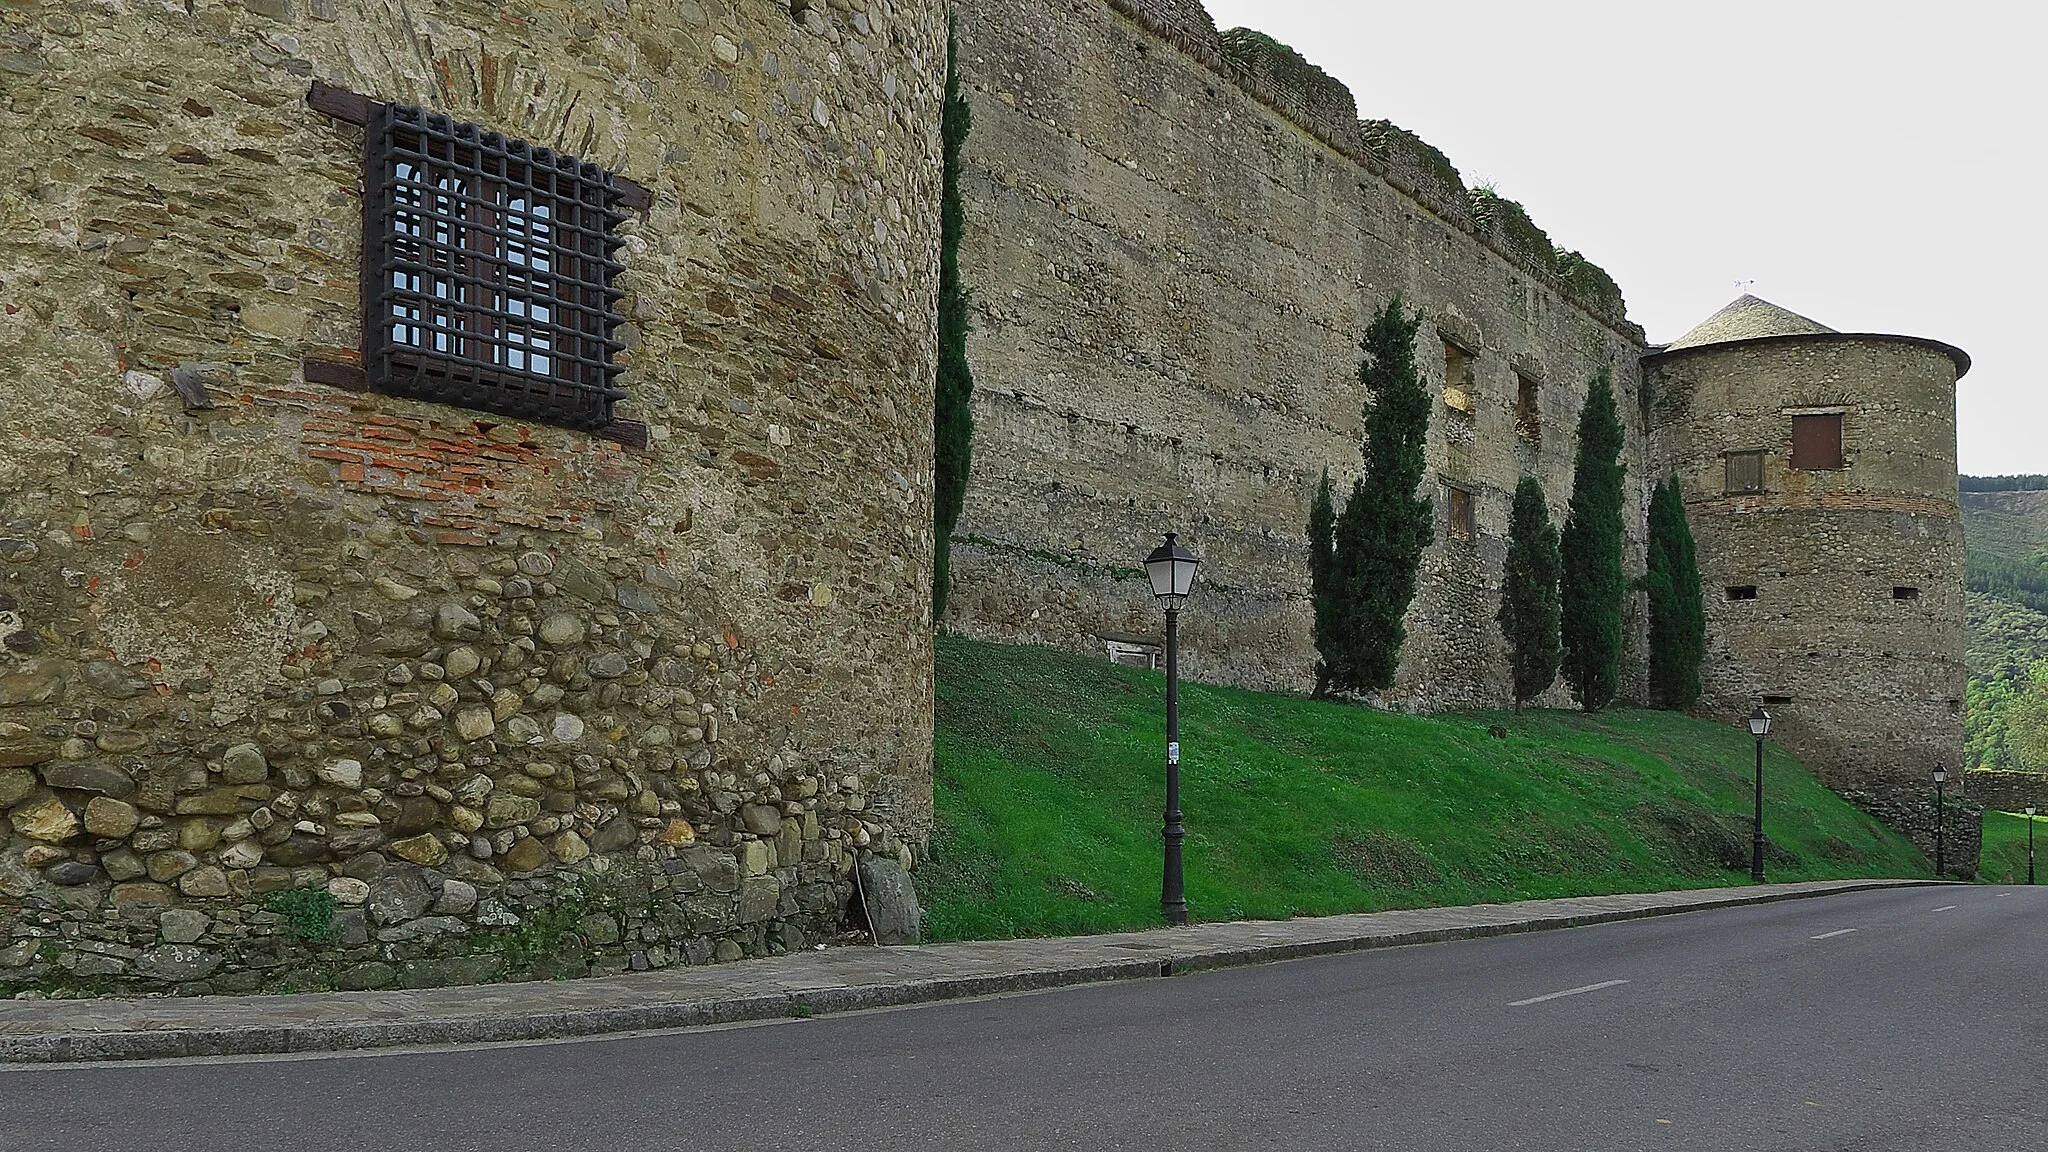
[923,638,1928,941]
[1977,810,2045,885]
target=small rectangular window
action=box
[1790,412,1844,470]
[1446,485,1476,541]
[1893,586,1919,600]
[362,103,629,430]
[1762,694,1793,707]
[1724,450,1764,494]
[1442,340,1476,415]
[1727,585,1758,601]
[1515,374,1540,440]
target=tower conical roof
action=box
[1665,294,1836,352]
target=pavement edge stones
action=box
[0,879,1941,1065]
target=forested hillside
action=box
[1961,478,2048,774]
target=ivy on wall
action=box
[933,17,975,626]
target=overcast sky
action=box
[1202,0,2043,476]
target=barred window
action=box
[362,103,628,430]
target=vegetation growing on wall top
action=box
[1467,185,1554,274]
[1360,119,1466,204]
[1554,248,1628,321]
[1216,27,1359,138]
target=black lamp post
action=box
[2026,806,2037,886]
[1932,766,1947,878]
[1144,532,1200,927]
[1748,706,1771,883]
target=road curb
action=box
[0,879,1943,1064]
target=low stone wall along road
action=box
[3,884,2042,1150]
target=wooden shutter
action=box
[1790,413,1843,470]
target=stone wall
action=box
[1645,335,1969,868]
[1963,770,2047,815]
[945,0,1652,708]
[0,0,944,994]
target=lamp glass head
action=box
[1143,533,1200,608]
[1933,767,1947,785]
[1748,706,1772,737]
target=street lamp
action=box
[1932,766,1947,878]
[2026,806,2037,886]
[1747,706,1771,883]
[1144,532,1200,926]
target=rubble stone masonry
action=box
[0,0,944,993]
[0,0,1975,993]
[943,0,1654,707]
[1645,335,1969,869]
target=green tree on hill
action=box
[1327,295,1431,695]
[2010,663,2048,771]
[932,19,975,627]
[1307,469,1339,697]
[1560,369,1628,711]
[1644,475,1705,710]
[1499,476,1563,709]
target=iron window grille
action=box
[360,103,628,431]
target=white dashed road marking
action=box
[1509,979,1630,1007]
[1931,905,1958,913]
[1810,929,1858,940]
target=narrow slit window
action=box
[363,104,629,430]
[1790,412,1844,470]
[1727,585,1758,601]
[1893,586,1919,600]
[1724,450,1764,494]
[1442,340,1476,415]
[1514,373,1540,440]
[1446,485,1476,541]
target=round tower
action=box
[0,0,945,991]
[1644,296,1970,868]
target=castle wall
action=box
[945,0,1652,708]
[0,0,943,993]
[1645,336,1969,867]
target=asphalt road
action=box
[3,886,2042,1151]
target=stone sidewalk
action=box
[0,878,1935,1064]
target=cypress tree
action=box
[1307,469,1338,698]
[1498,475,1563,709]
[1645,475,1706,710]
[931,19,975,627]
[1333,294,1431,695]
[1559,369,1628,711]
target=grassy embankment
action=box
[922,637,1929,941]
[1977,809,2046,884]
